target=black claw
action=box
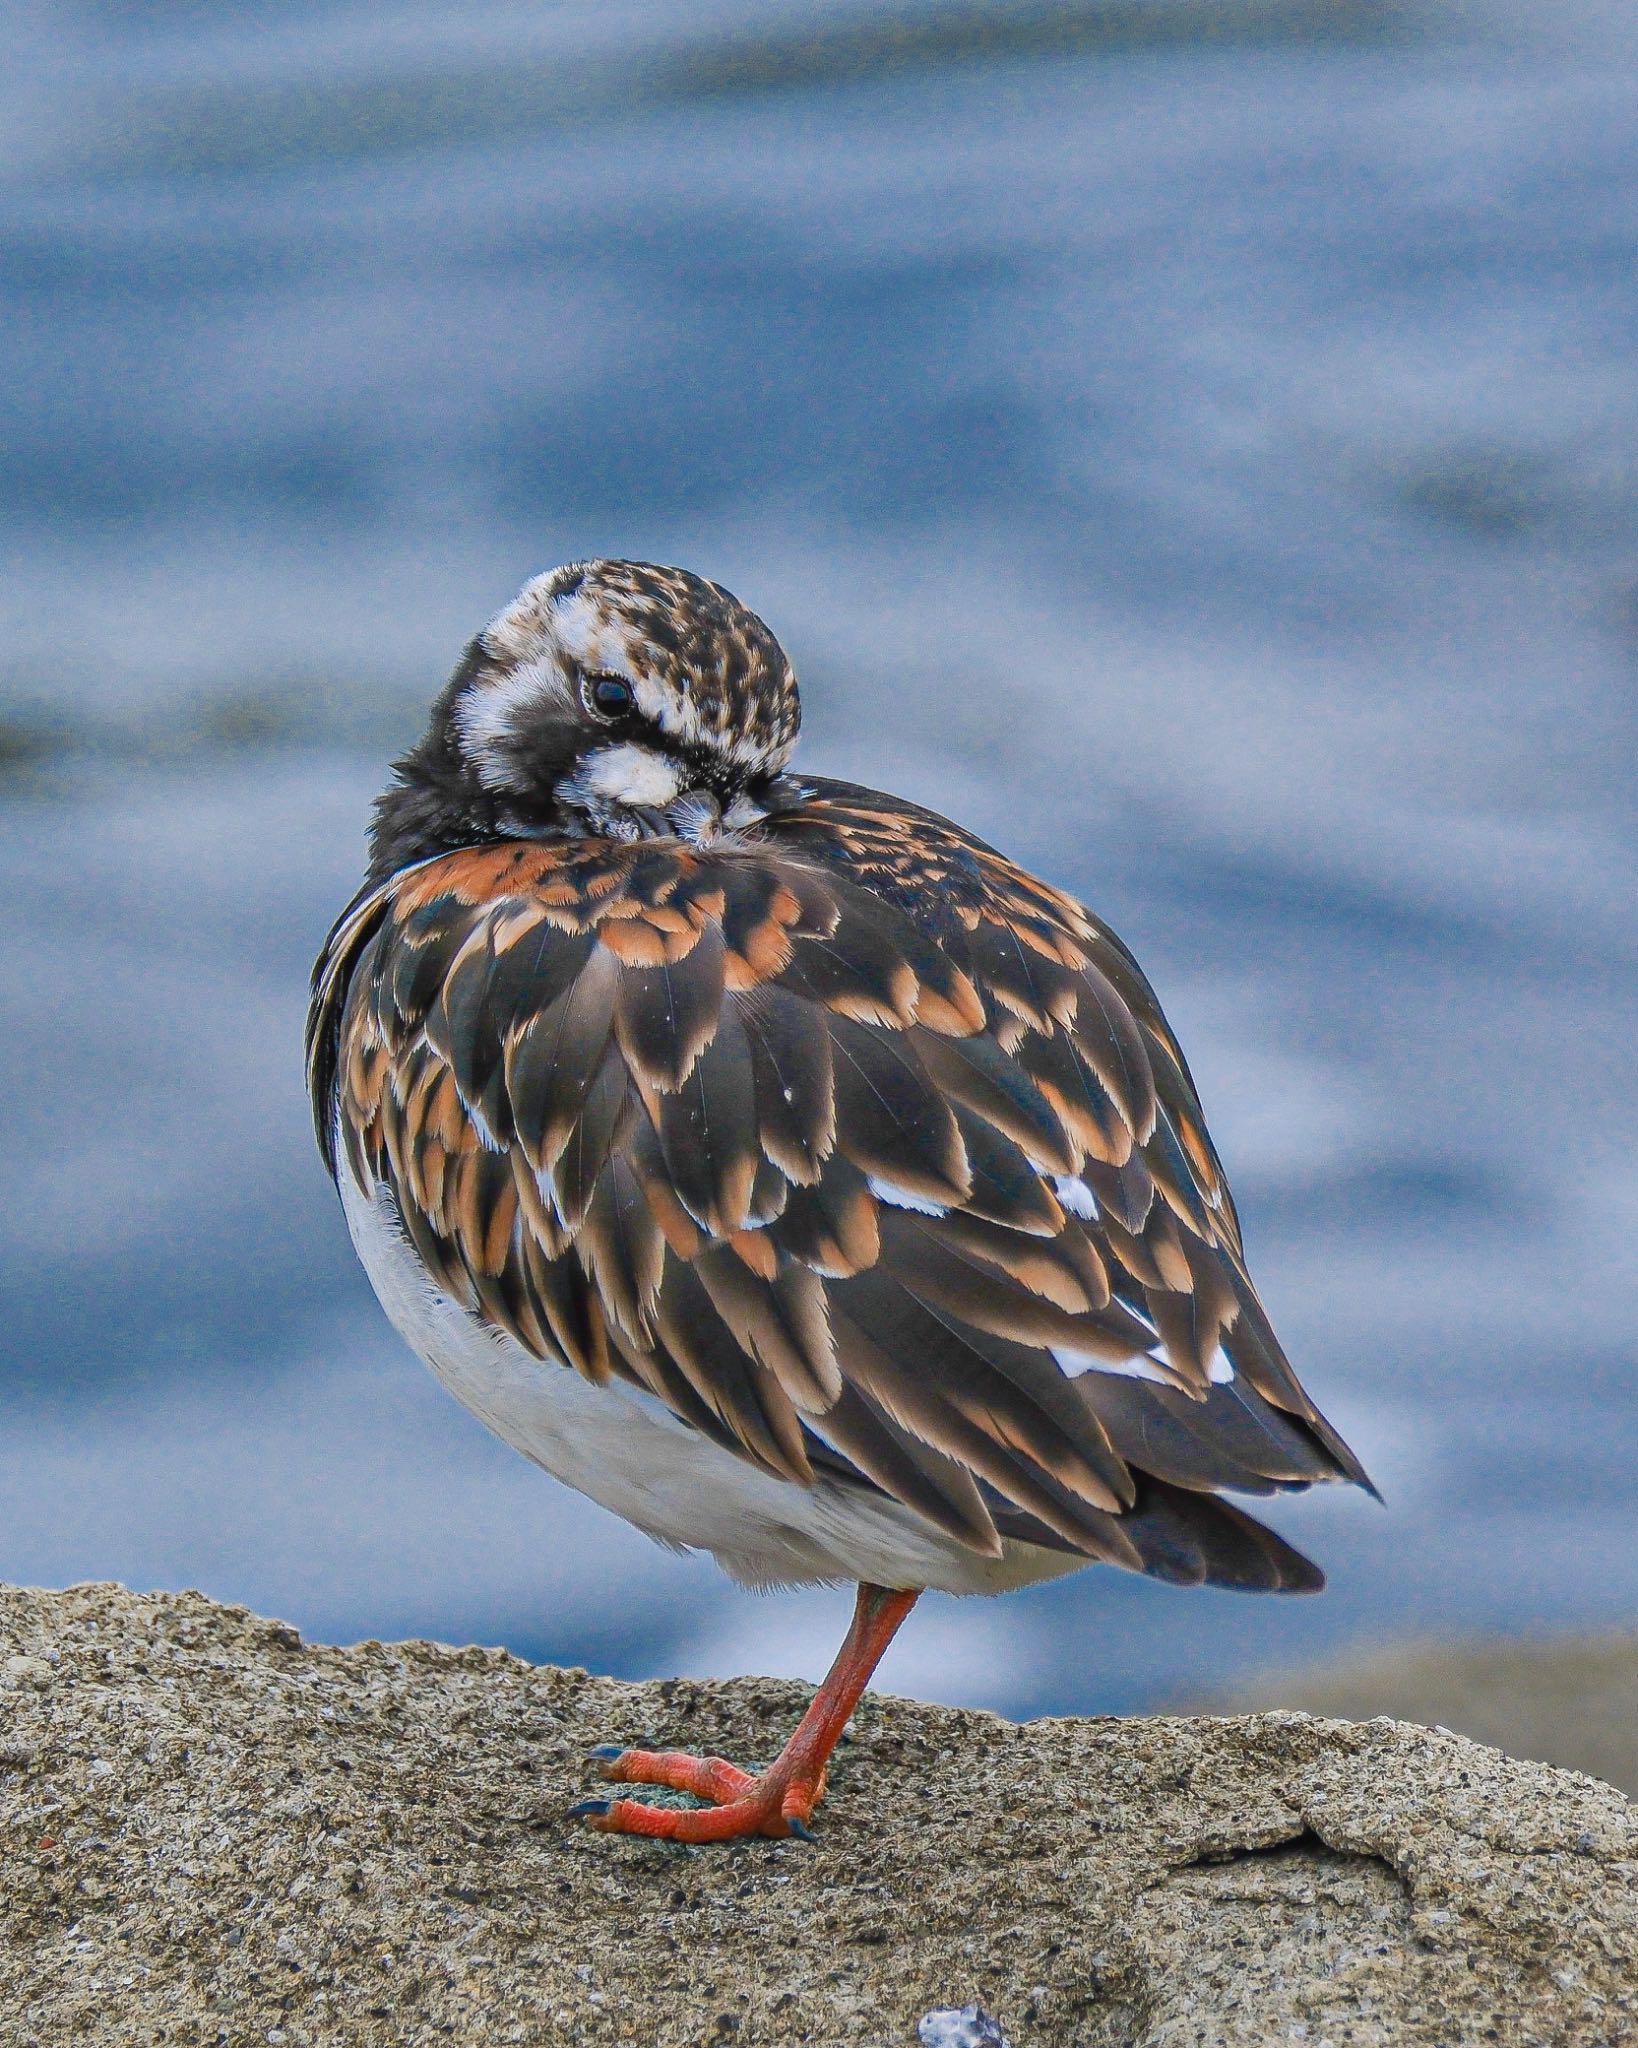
[786,1816,817,1842]
[587,1745,625,1761]
[567,1798,611,1820]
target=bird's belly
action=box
[340,1173,1078,1597]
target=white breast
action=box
[339,1172,1078,1598]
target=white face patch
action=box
[562,742,686,810]
[454,655,569,794]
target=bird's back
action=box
[308,775,1369,1596]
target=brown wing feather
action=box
[307,808,1371,1594]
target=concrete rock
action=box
[1,1582,1635,2047]
[1202,1630,1638,1797]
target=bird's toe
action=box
[590,1746,756,1804]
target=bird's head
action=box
[369,560,804,877]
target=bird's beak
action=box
[663,787,724,846]
[625,788,724,845]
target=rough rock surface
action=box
[1204,1630,1638,1797]
[2,1583,1635,2047]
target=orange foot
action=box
[569,1584,919,1845]
[571,1745,819,1842]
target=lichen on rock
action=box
[1,1582,1634,2045]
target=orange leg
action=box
[571,1583,919,1843]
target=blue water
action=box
[2,0,1636,1716]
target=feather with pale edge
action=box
[307,789,1372,1596]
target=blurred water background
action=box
[3,0,1636,1721]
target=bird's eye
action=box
[584,672,636,719]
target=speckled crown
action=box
[489,558,801,767]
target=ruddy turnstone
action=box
[308,560,1372,1844]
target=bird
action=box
[307,559,1372,1845]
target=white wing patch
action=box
[867,1176,951,1218]
[1205,1345,1235,1385]
[1052,1346,1175,1387]
[1053,1175,1099,1221]
[1051,1342,1235,1387]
